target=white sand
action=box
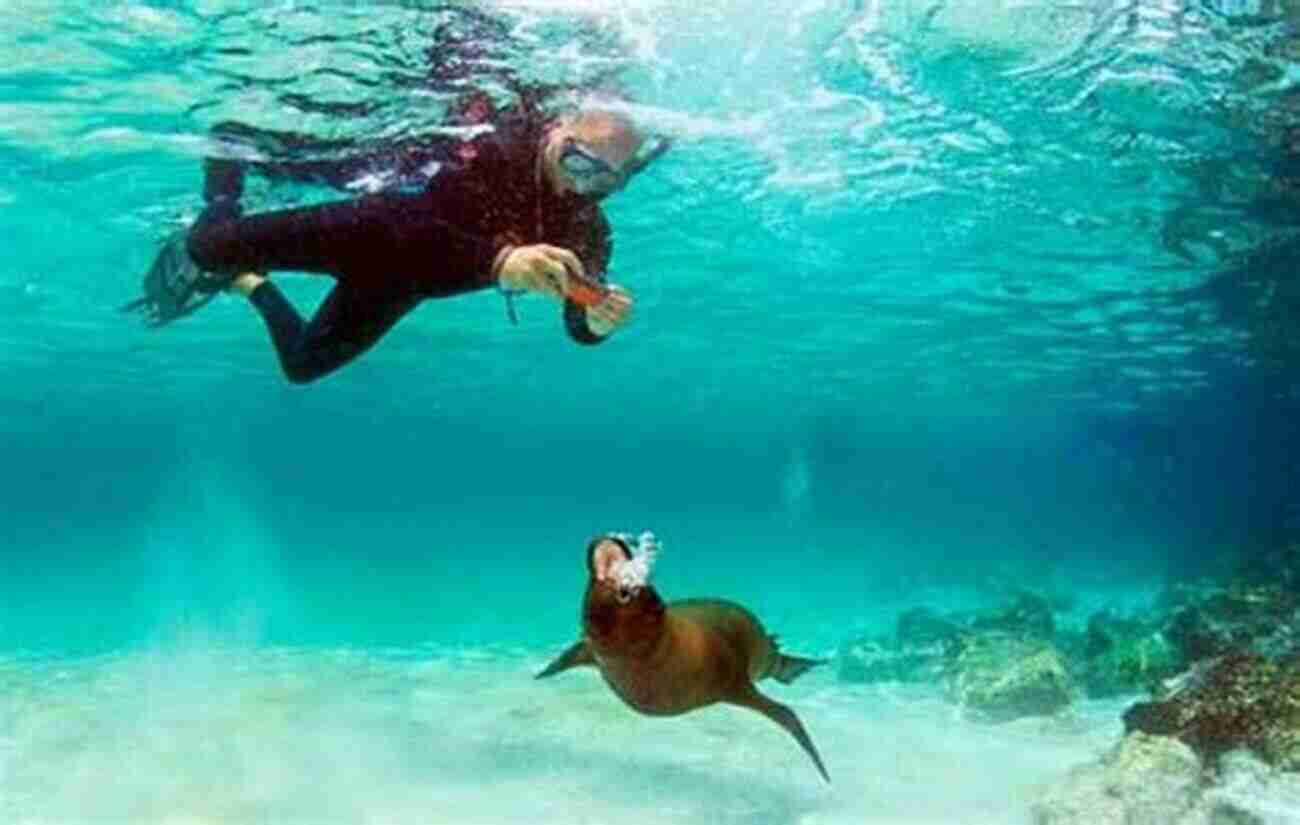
[1,643,1127,825]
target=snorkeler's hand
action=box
[586,285,632,336]
[231,272,266,297]
[496,244,584,299]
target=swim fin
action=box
[121,229,230,327]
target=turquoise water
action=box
[2,1,1299,822]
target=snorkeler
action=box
[123,96,670,384]
[537,532,832,783]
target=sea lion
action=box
[537,532,831,783]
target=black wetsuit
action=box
[187,103,613,383]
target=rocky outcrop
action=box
[1083,611,1180,698]
[1033,735,1300,825]
[1200,749,1300,825]
[839,594,1075,719]
[946,633,1074,721]
[896,606,964,648]
[1123,652,1300,771]
[1163,584,1300,664]
[969,592,1056,640]
[1032,733,1202,825]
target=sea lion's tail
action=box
[770,651,826,685]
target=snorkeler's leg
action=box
[206,120,454,195]
[198,123,259,224]
[206,121,366,195]
[243,279,423,384]
[122,159,245,325]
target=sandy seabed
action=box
[1,643,1128,825]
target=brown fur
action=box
[538,539,830,783]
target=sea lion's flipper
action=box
[735,688,831,784]
[770,652,827,685]
[535,640,594,679]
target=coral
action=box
[1123,652,1300,770]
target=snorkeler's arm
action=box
[562,207,615,345]
[187,193,499,281]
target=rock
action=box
[1054,627,1089,666]
[970,592,1056,640]
[1086,611,1144,656]
[1237,542,1300,593]
[1164,585,1300,665]
[947,633,1074,721]
[1158,579,1222,614]
[1033,738,1300,825]
[1123,652,1300,770]
[1045,589,1077,614]
[1251,617,1300,661]
[1167,603,1239,663]
[1199,750,1300,825]
[896,607,963,648]
[1031,733,1204,825]
[1083,611,1181,698]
